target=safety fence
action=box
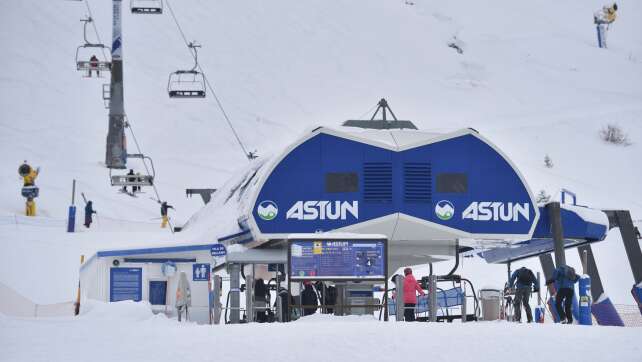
[614,304,642,327]
[0,282,73,318]
[0,214,160,232]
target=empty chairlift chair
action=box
[131,0,163,14]
[75,17,111,77]
[168,42,206,98]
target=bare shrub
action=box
[600,124,631,146]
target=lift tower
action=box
[105,0,127,169]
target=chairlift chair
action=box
[131,0,163,14]
[109,154,156,188]
[76,17,111,76]
[167,42,206,98]
[167,70,206,98]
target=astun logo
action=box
[462,202,530,222]
[286,201,358,220]
[435,200,455,221]
[257,200,278,221]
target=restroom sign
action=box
[192,263,210,281]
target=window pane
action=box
[436,173,468,193]
[326,172,358,193]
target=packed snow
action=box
[1,0,642,360]
[1,301,641,362]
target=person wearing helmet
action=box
[594,3,618,48]
[402,267,425,321]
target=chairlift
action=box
[76,17,111,77]
[109,154,156,188]
[168,42,206,98]
[131,0,163,14]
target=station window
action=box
[326,172,358,193]
[436,173,468,193]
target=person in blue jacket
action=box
[509,266,538,323]
[546,264,579,324]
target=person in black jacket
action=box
[301,282,318,316]
[84,201,96,228]
[509,266,538,323]
[254,278,269,322]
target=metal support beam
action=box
[106,0,127,169]
[577,245,604,300]
[539,253,556,294]
[227,263,241,324]
[611,210,642,284]
[394,275,404,322]
[185,188,217,205]
[577,244,625,326]
[547,202,566,267]
[429,275,437,322]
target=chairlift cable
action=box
[124,114,175,234]
[82,0,108,60]
[165,0,251,161]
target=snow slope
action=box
[0,0,641,307]
[1,301,641,362]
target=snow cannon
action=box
[200,125,540,270]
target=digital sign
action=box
[289,240,386,280]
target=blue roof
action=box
[96,243,219,257]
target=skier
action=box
[509,266,538,323]
[301,281,318,316]
[402,267,425,322]
[88,55,100,77]
[546,264,580,324]
[160,201,174,228]
[594,3,618,48]
[84,200,97,228]
[122,169,135,194]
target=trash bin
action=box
[479,288,502,321]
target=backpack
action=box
[565,266,578,281]
[517,268,535,285]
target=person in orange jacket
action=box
[402,267,425,321]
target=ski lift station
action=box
[79,100,642,326]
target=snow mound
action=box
[294,313,378,323]
[80,300,155,322]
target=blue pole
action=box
[67,205,76,232]
[578,276,592,325]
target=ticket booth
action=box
[79,242,225,323]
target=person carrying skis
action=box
[89,55,100,77]
[402,267,425,322]
[84,200,97,228]
[594,3,618,48]
[509,266,538,323]
[160,201,174,228]
[546,264,580,324]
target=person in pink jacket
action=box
[403,267,425,321]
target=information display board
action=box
[110,268,142,302]
[289,239,386,280]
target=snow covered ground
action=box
[1,301,641,362]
